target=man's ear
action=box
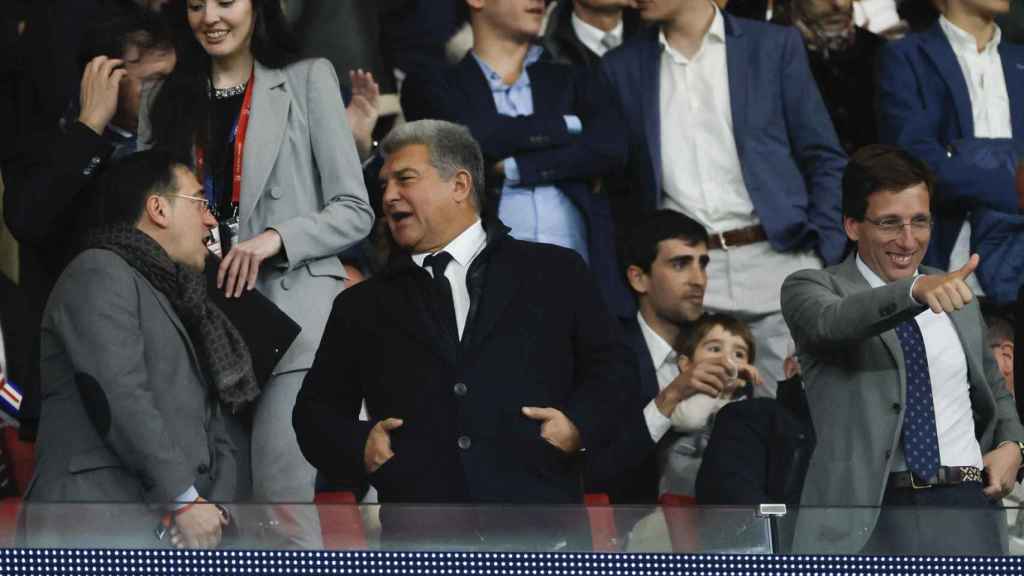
[843,216,861,242]
[452,169,473,206]
[626,264,649,295]
[465,0,485,11]
[144,194,171,229]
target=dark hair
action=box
[675,313,757,365]
[842,144,935,220]
[622,210,709,275]
[146,0,298,157]
[94,149,188,227]
[78,6,173,75]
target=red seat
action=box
[584,492,618,551]
[313,491,367,550]
[3,427,34,496]
[659,493,700,552]
[0,497,20,547]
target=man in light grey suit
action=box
[782,145,1024,555]
[24,150,250,549]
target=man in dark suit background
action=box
[599,0,847,391]
[542,0,644,68]
[400,0,632,319]
[293,120,632,542]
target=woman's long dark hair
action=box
[146,0,298,157]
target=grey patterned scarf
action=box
[87,225,260,411]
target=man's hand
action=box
[911,254,978,314]
[982,442,1022,499]
[78,56,126,135]
[654,356,734,417]
[522,407,581,454]
[346,69,380,160]
[364,418,403,474]
[217,229,283,298]
[170,499,228,549]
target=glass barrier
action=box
[3,502,772,553]
[2,502,1024,557]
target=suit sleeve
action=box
[877,42,1018,213]
[3,122,112,246]
[510,67,629,187]
[48,254,194,505]
[400,67,574,161]
[561,253,637,454]
[779,28,848,266]
[270,59,375,270]
[293,289,374,485]
[781,268,924,354]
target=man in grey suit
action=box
[24,150,252,549]
[782,145,1024,555]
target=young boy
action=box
[659,313,762,495]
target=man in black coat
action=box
[293,120,633,543]
[542,0,645,69]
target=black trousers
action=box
[862,481,1005,556]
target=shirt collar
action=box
[571,11,624,54]
[855,253,921,289]
[940,15,1002,55]
[412,219,487,271]
[658,2,725,64]
[471,45,545,90]
[637,311,677,370]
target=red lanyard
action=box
[196,67,255,206]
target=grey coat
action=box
[24,249,238,546]
[781,255,1024,553]
[139,58,375,375]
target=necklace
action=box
[213,80,248,99]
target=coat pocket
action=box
[306,257,348,280]
[68,448,124,474]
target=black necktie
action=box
[423,251,458,343]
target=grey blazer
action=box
[139,58,375,374]
[24,249,238,546]
[780,255,1024,553]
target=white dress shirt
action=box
[658,5,758,235]
[856,256,984,470]
[571,11,624,57]
[637,312,675,442]
[940,16,1011,295]
[412,220,488,340]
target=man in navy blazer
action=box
[878,0,1024,301]
[598,0,847,391]
[401,0,633,319]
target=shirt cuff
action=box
[503,157,521,185]
[563,115,583,135]
[170,486,199,511]
[909,275,924,304]
[643,399,672,443]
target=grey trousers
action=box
[251,370,323,549]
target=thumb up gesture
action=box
[911,254,979,314]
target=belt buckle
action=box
[910,473,933,490]
[717,232,729,251]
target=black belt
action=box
[888,466,983,490]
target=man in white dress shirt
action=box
[782,145,1024,554]
[878,0,1024,303]
[599,0,847,394]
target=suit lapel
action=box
[999,43,1024,139]
[640,31,663,200]
[834,257,907,404]
[144,280,205,379]
[380,262,458,366]
[921,23,974,138]
[456,55,500,116]
[241,62,290,226]
[528,60,562,112]
[464,240,522,352]
[623,318,660,400]
[724,14,750,159]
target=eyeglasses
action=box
[862,215,932,236]
[167,193,219,219]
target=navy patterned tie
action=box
[894,319,941,482]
